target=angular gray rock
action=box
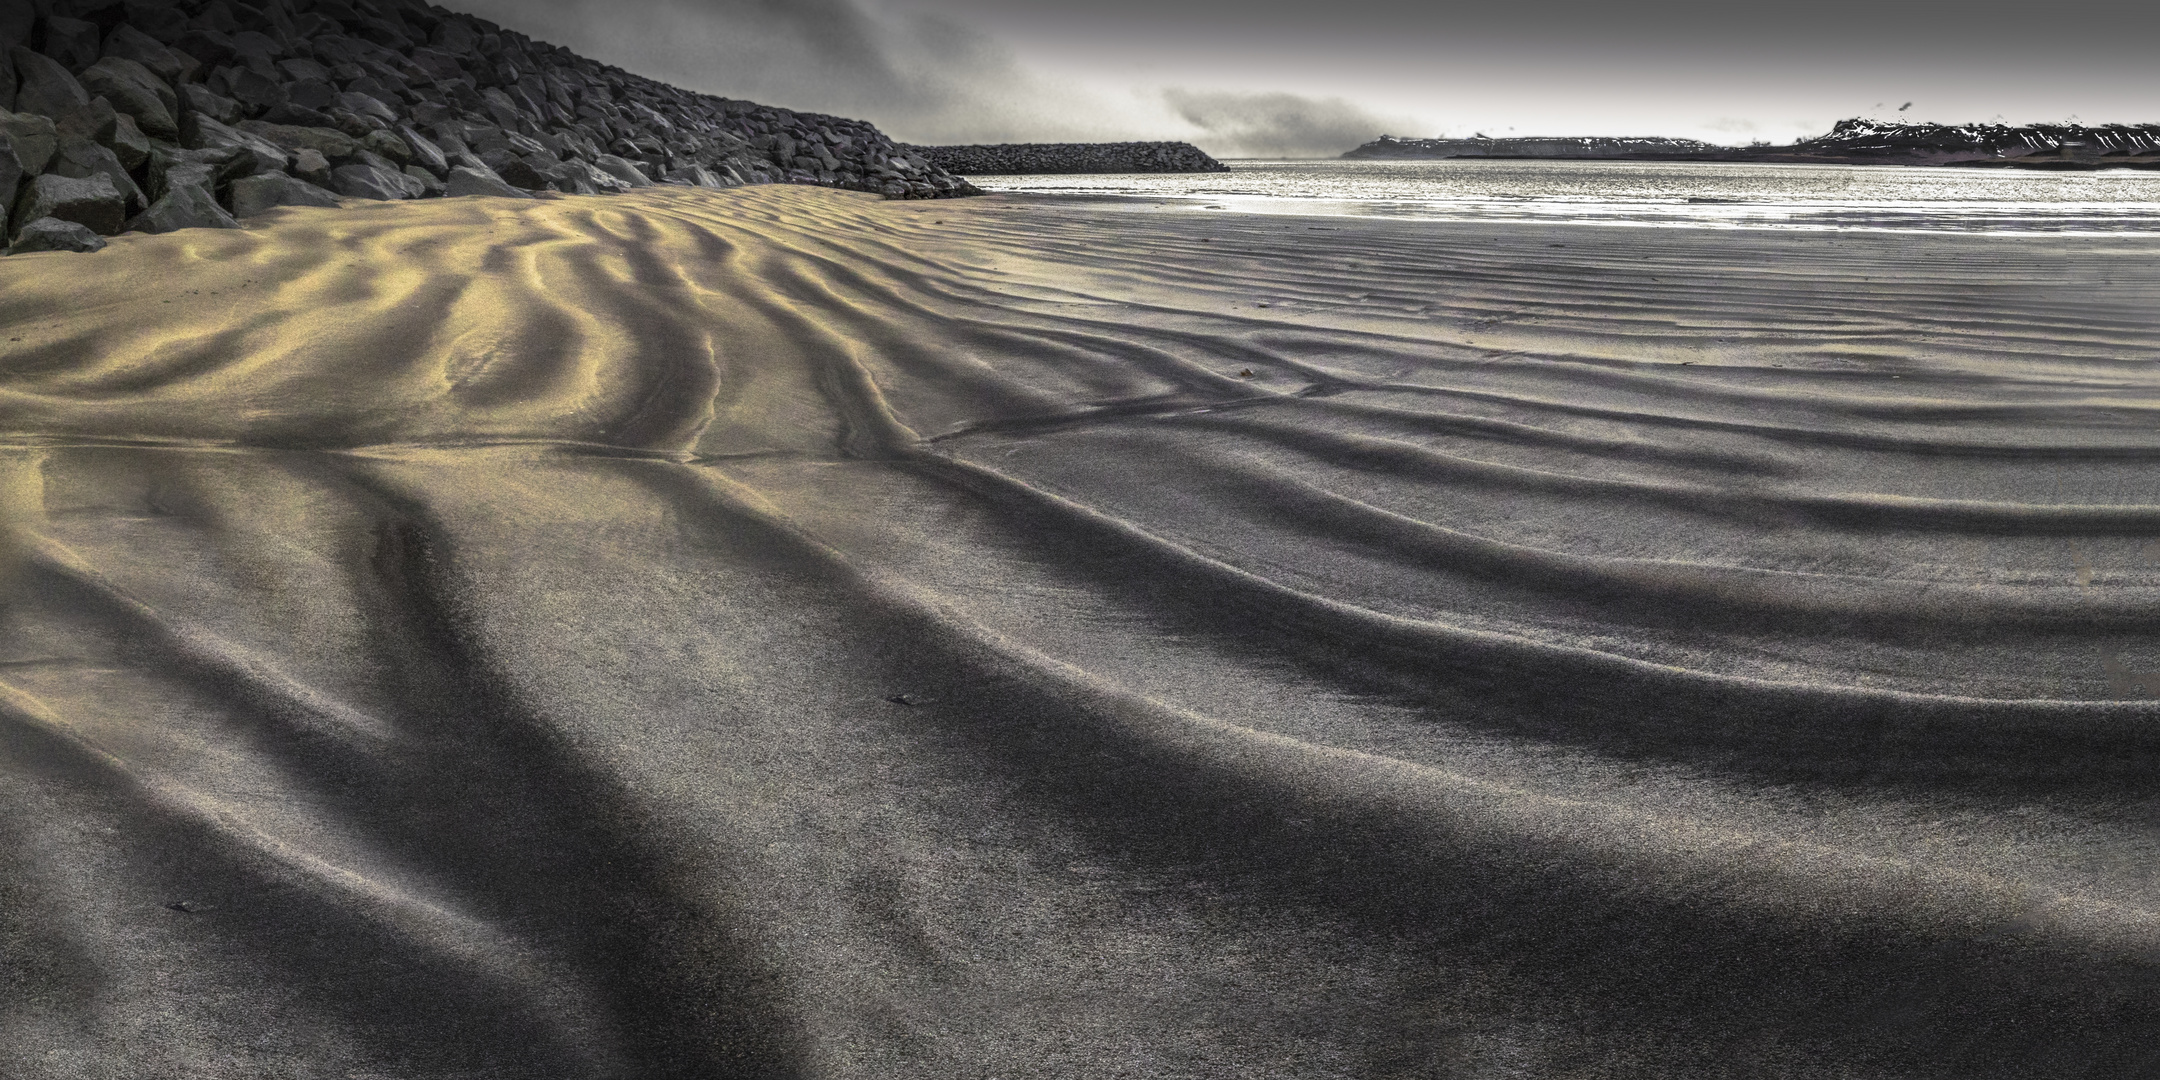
[593,154,652,188]
[181,83,243,126]
[396,124,449,177]
[7,216,106,254]
[13,173,127,237]
[443,164,530,199]
[290,148,332,187]
[100,24,197,85]
[0,134,19,241]
[360,128,412,166]
[228,172,342,217]
[10,47,92,126]
[49,136,145,214]
[285,79,338,112]
[127,180,240,234]
[0,111,58,176]
[225,68,287,114]
[151,161,220,207]
[238,121,359,164]
[80,56,179,140]
[123,3,192,45]
[479,149,548,190]
[336,91,398,126]
[182,115,289,176]
[402,165,445,198]
[665,164,732,189]
[102,112,150,172]
[0,38,13,114]
[330,162,419,200]
[40,16,102,73]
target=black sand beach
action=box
[5,186,2160,1077]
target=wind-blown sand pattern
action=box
[5,187,2160,1078]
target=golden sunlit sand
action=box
[7,185,2160,1077]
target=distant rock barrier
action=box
[902,142,1227,175]
[1344,135,1718,160]
[0,0,979,257]
[1342,121,2160,169]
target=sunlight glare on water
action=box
[969,159,2160,233]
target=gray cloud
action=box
[1162,89,1410,158]
[447,0,1140,144]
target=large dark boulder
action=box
[225,67,287,114]
[39,16,102,72]
[401,164,443,197]
[171,28,236,70]
[479,148,546,189]
[0,111,58,175]
[49,135,144,213]
[285,79,339,112]
[443,164,528,198]
[13,172,126,237]
[0,6,28,53]
[7,215,106,253]
[127,177,240,233]
[396,124,448,176]
[100,24,194,84]
[149,159,219,206]
[593,153,652,187]
[180,83,243,126]
[0,133,20,240]
[78,55,177,140]
[229,171,341,216]
[330,161,418,200]
[0,40,14,114]
[182,114,289,176]
[236,120,359,164]
[10,47,92,125]
[101,111,149,171]
[359,127,411,165]
[121,1,192,45]
[289,147,331,187]
[336,90,398,126]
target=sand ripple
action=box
[4,188,2160,1077]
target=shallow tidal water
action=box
[971,158,2160,233]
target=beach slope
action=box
[4,187,2160,1078]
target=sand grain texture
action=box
[4,188,2160,1078]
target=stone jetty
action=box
[0,0,978,255]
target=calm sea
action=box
[968,159,2160,234]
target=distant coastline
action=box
[900,141,1226,175]
[1345,120,2160,170]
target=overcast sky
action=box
[450,0,2160,156]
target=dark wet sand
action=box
[5,186,2160,1078]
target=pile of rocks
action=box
[904,141,1227,176]
[0,0,978,256]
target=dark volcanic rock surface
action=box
[905,141,1227,175]
[0,0,980,254]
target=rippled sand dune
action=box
[5,186,2160,1078]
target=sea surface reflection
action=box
[969,159,2160,233]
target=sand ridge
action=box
[5,186,2160,1077]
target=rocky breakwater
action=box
[1344,134,1721,160]
[0,0,977,257]
[902,141,1227,175]
[1342,121,2160,170]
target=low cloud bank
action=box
[1162,88,1410,158]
